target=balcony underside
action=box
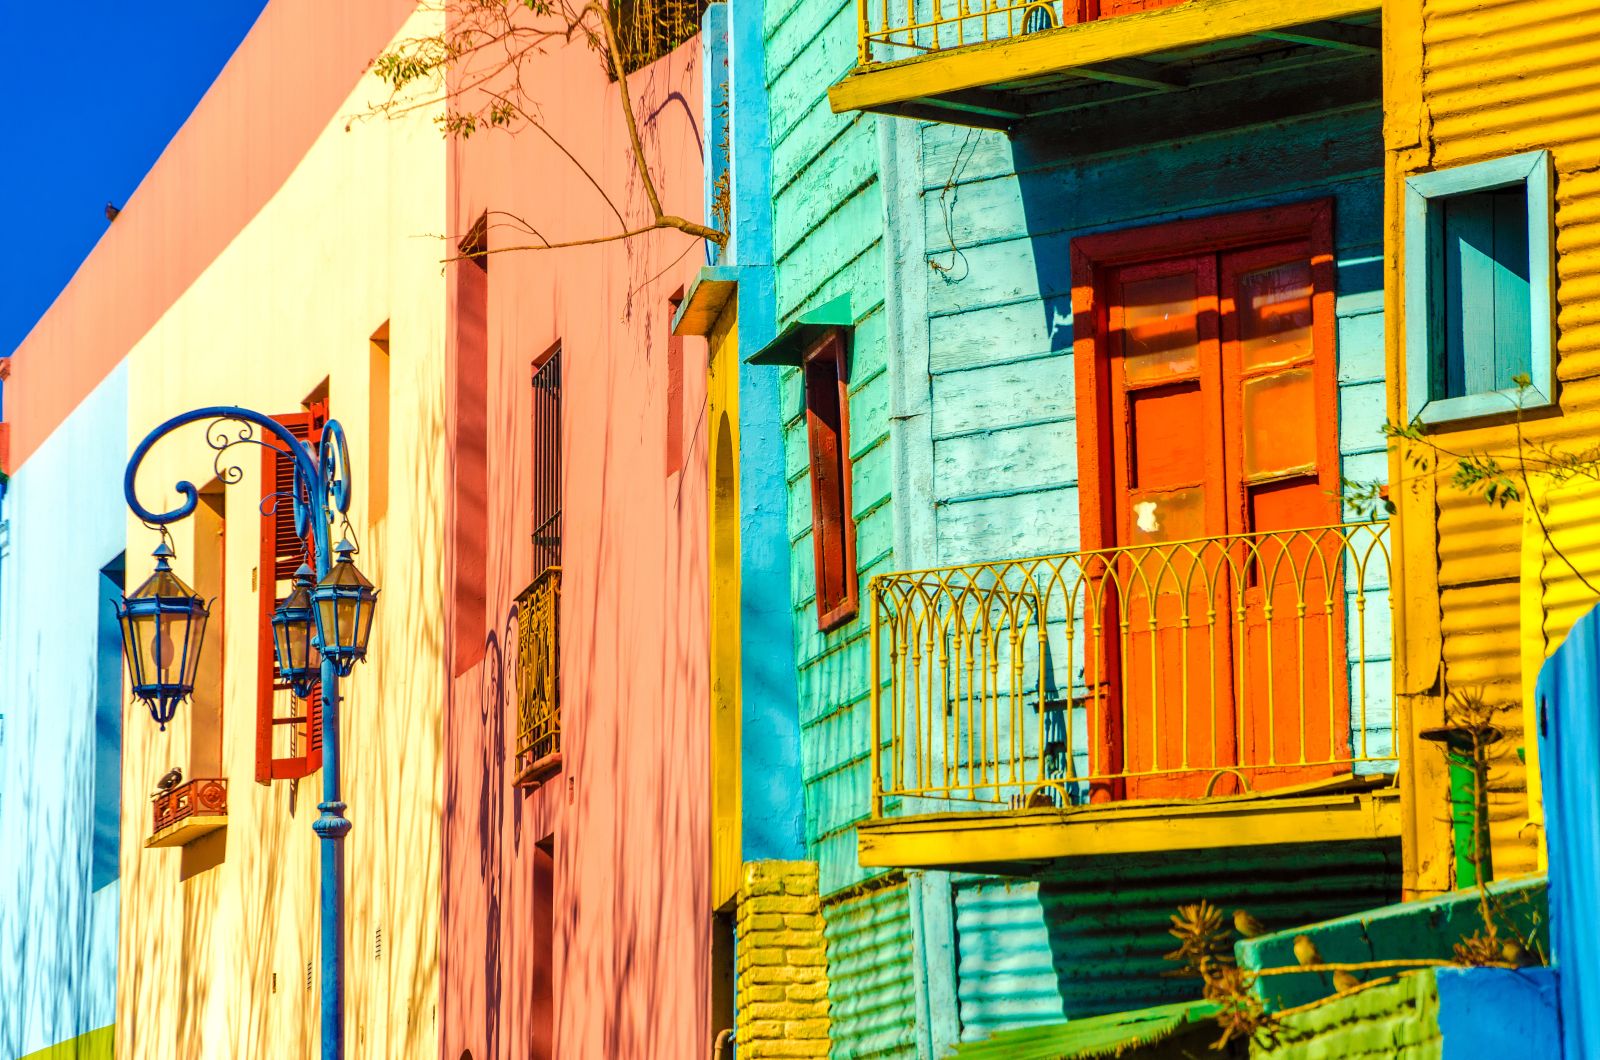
[830,0,1381,131]
[859,774,1399,875]
[146,815,227,849]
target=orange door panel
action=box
[1099,255,1237,800]
[1220,243,1348,791]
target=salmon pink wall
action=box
[4,0,415,468]
[440,25,712,1060]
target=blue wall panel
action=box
[0,363,127,1057]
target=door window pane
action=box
[1238,260,1314,370]
[1127,486,1207,545]
[1121,272,1200,384]
[1242,369,1317,479]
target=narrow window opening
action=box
[92,554,125,891]
[454,215,490,674]
[370,321,391,526]
[666,290,685,477]
[191,484,226,781]
[531,835,556,1060]
[531,346,563,574]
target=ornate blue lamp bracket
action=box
[123,404,356,1060]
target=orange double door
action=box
[1090,237,1349,800]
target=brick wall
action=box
[735,861,832,1057]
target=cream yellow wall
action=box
[116,9,446,1057]
[1387,0,1600,894]
[708,305,742,913]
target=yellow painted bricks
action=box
[736,861,833,1058]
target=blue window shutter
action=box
[1492,188,1532,390]
[1440,188,1531,401]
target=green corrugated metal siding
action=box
[765,0,894,895]
[1253,970,1441,1060]
[951,842,1401,1040]
[823,882,918,1060]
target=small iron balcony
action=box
[834,0,1381,129]
[868,522,1396,820]
[514,568,562,789]
[147,778,228,848]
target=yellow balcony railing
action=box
[869,523,1395,814]
[514,568,562,788]
[856,0,1186,66]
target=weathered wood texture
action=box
[766,0,897,898]
[905,104,1392,770]
[1390,0,1600,889]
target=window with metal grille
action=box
[609,0,707,76]
[532,348,562,573]
[256,402,326,783]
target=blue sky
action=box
[0,2,270,356]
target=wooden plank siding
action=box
[1388,0,1600,893]
[904,105,1392,756]
[766,0,900,898]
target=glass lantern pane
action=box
[120,612,144,685]
[355,597,375,654]
[182,610,207,687]
[1121,271,1201,385]
[317,598,339,649]
[144,614,170,683]
[337,597,359,649]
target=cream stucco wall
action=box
[116,9,446,1057]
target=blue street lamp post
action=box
[118,406,378,1060]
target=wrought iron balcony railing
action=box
[856,0,1186,66]
[514,568,562,788]
[148,778,228,847]
[869,523,1395,814]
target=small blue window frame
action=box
[1404,149,1554,425]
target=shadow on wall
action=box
[441,65,713,1053]
[1,655,98,1058]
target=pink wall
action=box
[440,24,711,1060]
[4,0,416,467]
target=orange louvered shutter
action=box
[256,402,327,783]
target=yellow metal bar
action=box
[859,788,1402,868]
[867,523,1396,813]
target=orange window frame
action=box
[1070,200,1340,552]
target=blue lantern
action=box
[311,540,379,677]
[117,542,210,730]
[271,564,321,698]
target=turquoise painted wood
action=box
[948,843,1400,1044]
[764,0,898,899]
[823,882,920,1060]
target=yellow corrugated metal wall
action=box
[1388,0,1600,893]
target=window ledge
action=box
[1415,386,1556,428]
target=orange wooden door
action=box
[1220,243,1349,789]
[1101,255,1237,800]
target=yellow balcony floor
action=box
[831,0,1381,130]
[858,774,1399,874]
[146,815,228,849]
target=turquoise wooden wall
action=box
[764,0,897,898]
[888,104,1395,769]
